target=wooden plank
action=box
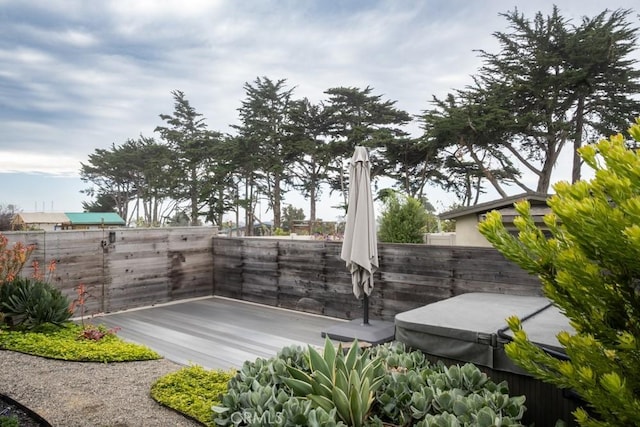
[97,296,346,370]
[453,279,543,296]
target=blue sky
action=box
[1,1,638,221]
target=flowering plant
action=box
[69,283,90,326]
[31,258,57,282]
[78,324,121,341]
[0,234,35,284]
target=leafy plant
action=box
[1,277,72,329]
[283,339,385,427]
[68,284,118,341]
[0,234,34,284]
[478,119,640,426]
[0,323,160,362]
[78,324,121,341]
[151,365,234,427]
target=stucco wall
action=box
[454,215,492,247]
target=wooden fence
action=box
[4,227,217,315]
[212,238,542,321]
[4,230,541,320]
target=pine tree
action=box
[478,119,640,426]
[155,90,223,226]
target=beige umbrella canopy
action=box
[322,146,394,342]
[340,146,378,323]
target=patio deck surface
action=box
[97,296,347,370]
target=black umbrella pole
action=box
[363,294,369,325]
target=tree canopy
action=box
[420,6,640,201]
[77,6,640,228]
[154,90,224,226]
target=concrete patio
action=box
[97,296,347,370]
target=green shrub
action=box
[151,365,234,426]
[378,193,429,243]
[1,277,72,329]
[212,339,526,426]
[0,323,160,362]
[0,415,19,427]
[478,119,640,426]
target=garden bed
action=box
[0,393,51,427]
[0,351,201,427]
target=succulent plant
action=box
[1,278,72,329]
[214,340,527,426]
[283,338,385,427]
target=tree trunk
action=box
[467,147,508,198]
[464,173,472,206]
[273,172,281,230]
[537,158,554,193]
[572,95,585,183]
[245,177,253,236]
[153,198,159,226]
[309,184,317,222]
[190,164,199,226]
[216,187,224,226]
[235,184,240,237]
[340,160,348,213]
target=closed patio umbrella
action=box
[321,146,394,344]
[340,146,378,324]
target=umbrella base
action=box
[321,318,395,345]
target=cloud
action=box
[0,0,638,215]
[0,151,82,175]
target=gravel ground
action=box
[0,350,203,427]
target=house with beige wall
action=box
[12,212,126,231]
[439,193,551,247]
[11,212,70,231]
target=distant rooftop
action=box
[439,193,551,220]
[64,212,125,225]
[14,212,69,224]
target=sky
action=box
[1,0,639,223]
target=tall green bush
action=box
[478,119,640,426]
[378,193,429,243]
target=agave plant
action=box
[1,278,72,329]
[283,338,385,427]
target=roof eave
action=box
[439,192,551,220]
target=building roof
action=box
[64,212,125,225]
[14,212,70,224]
[439,193,551,220]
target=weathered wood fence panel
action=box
[4,231,541,320]
[212,237,542,321]
[6,230,106,313]
[108,229,170,312]
[377,244,455,320]
[4,227,216,315]
[212,238,242,299]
